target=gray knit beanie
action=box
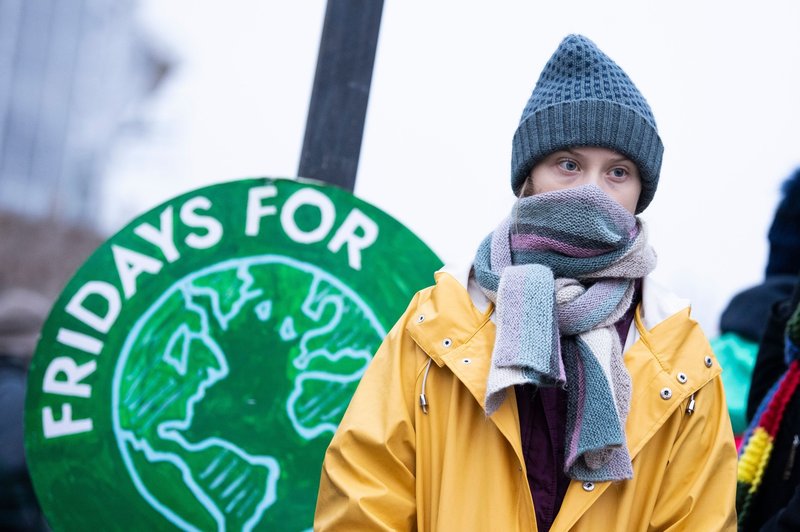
[511,34,663,213]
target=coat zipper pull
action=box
[783,434,800,480]
[420,358,433,415]
[685,393,696,415]
[419,393,429,414]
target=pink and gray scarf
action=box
[472,185,656,482]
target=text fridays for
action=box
[39,184,380,440]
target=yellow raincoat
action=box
[315,270,737,531]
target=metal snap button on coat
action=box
[704,355,713,368]
[442,338,452,348]
[417,314,425,323]
[462,358,472,365]
[582,481,595,492]
[677,373,688,384]
[660,388,673,400]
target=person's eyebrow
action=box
[583,149,634,165]
[608,155,635,164]
[554,148,579,157]
[555,148,633,165]
[611,153,633,163]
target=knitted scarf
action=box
[472,185,656,482]
[736,300,800,528]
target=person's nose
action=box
[581,171,616,197]
[584,171,604,189]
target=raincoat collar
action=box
[407,264,720,455]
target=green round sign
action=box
[24,177,442,531]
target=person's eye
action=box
[558,159,579,172]
[609,167,628,180]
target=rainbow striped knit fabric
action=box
[736,299,800,528]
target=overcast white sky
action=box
[102,1,800,335]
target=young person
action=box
[314,34,737,531]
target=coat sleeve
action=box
[313,300,422,531]
[648,374,738,531]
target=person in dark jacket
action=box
[737,275,800,531]
[713,168,800,437]
[0,288,51,531]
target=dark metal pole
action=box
[298,0,384,191]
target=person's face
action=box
[525,146,642,214]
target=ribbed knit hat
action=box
[511,34,664,213]
[766,168,800,277]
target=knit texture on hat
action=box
[511,34,663,213]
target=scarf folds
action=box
[472,185,656,482]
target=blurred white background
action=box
[100,1,800,335]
